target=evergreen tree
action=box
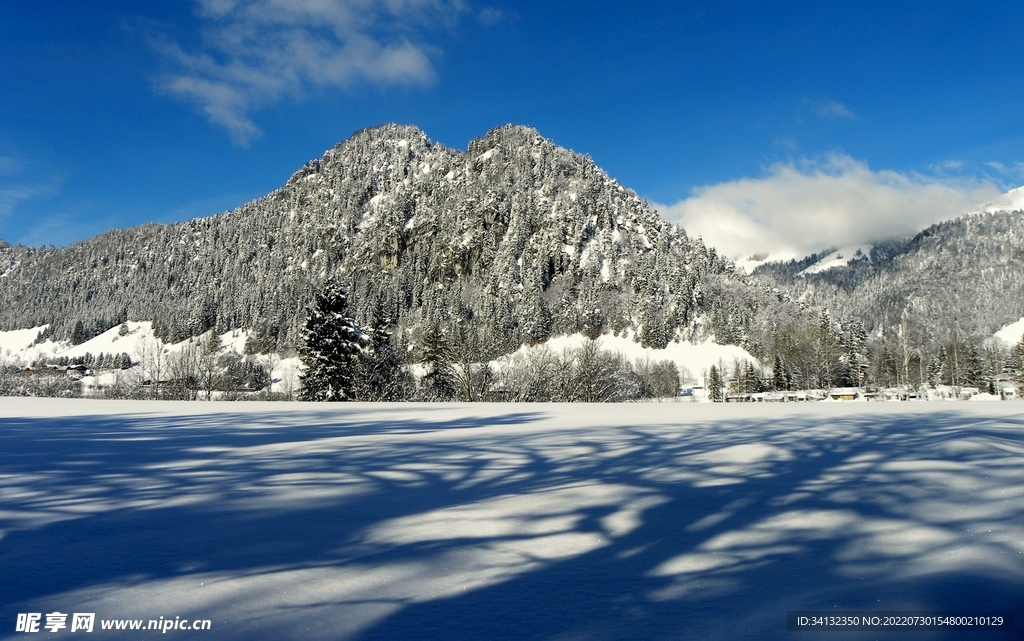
[70,320,87,346]
[298,282,365,401]
[419,320,456,400]
[639,304,669,349]
[745,360,764,392]
[707,365,723,402]
[1013,336,1024,390]
[772,354,787,391]
[356,297,405,401]
[815,310,838,387]
[965,344,985,389]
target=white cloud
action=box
[0,185,41,220]
[477,6,503,25]
[154,0,464,144]
[0,178,63,222]
[985,160,1024,179]
[809,99,856,120]
[652,155,1003,262]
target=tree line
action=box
[297,282,684,402]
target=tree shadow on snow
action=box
[0,403,1022,640]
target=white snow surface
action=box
[0,400,1021,640]
[733,254,777,274]
[797,245,871,276]
[977,184,1024,213]
[994,317,1024,346]
[0,325,48,361]
[0,323,252,366]
[504,332,759,382]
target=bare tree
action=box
[650,360,681,400]
[572,339,622,402]
[198,331,223,400]
[166,341,200,400]
[448,318,495,402]
[134,335,167,399]
[258,351,280,399]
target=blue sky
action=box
[2,1,1023,258]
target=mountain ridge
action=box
[753,208,1024,350]
[0,124,802,361]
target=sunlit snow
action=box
[994,317,1024,346]
[797,245,872,276]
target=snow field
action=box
[0,400,1021,640]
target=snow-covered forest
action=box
[0,125,803,360]
[2,124,1024,402]
[754,211,1024,391]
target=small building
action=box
[828,387,863,401]
[65,364,88,380]
[799,389,828,402]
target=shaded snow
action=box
[0,401,1021,640]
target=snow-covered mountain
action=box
[753,207,1024,350]
[795,245,873,276]
[977,184,1024,214]
[0,124,803,361]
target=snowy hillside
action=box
[1,400,1020,640]
[0,124,804,365]
[502,331,758,383]
[994,317,1024,346]
[0,322,305,399]
[796,245,871,275]
[753,209,1024,350]
[977,184,1024,213]
[0,322,247,366]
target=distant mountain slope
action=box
[753,210,1024,349]
[0,125,803,359]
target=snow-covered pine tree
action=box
[927,351,945,387]
[355,297,405,401]
[70,320,86,346]
[1013,335,1024,390]
[965,344,985,389]
[419,320,456,400]
[298,282,365,401]
[707,365,723,401]
[772,354,785,391]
